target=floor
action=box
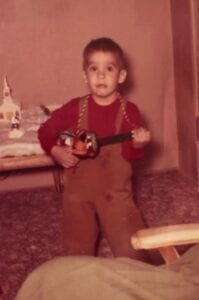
[0,169,198,300]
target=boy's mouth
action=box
[96,84,107,88]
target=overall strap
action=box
[115,96,137,134]
[115,95,136,134]
[115,100,126,134]
[76,95,89,132]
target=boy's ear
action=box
[118,69,127,84]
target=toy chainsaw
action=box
[58,129,133,158]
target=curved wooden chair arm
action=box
[131,223,199,264]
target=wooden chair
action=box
[131,223,199,264]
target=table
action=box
[0,105,63,192]
[0,154,63,192]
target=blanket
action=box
[15,245,199,300]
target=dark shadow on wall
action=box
[119,53,136,95]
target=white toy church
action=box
[0,76,21,123]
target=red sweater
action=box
[38,95,144,161]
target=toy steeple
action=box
[3,75,11,98]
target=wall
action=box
[0,0,178,191]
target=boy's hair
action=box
[83,37,126,70]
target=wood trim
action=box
[158,246,180,264]
[0,154,55,171]
[131,224,199,249]
[0,154,64,192]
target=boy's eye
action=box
[88,65,97,72]
[107,66,114,72]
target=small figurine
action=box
[0,75,21,123]
[11,112,20,130]
[8,111,24,139]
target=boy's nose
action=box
[98,70,105,78]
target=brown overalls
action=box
[62,98,147,260]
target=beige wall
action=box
[0,0,178,190]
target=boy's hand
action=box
[132,127,151,149]
[51,145,80,168]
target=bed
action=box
[15,223,199,300]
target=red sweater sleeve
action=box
[38,98,79,154]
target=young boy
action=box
[38,37,151,261]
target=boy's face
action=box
[83,51,127,105]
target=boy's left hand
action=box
[132,127,151,149]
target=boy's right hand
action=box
[51,145,80,169]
